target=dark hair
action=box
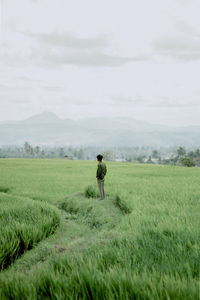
[96,154,103,161]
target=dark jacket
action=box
[96,162,107,180]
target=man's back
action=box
[96,161,107,180]
[96,154,107,199]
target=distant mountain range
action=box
[0,112,200,147]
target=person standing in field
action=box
[96,154,107,200]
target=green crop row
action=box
[0,193,60,270]
[0,233,199,300]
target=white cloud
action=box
[153,34,200,61]
[30,32,108,49]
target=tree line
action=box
[0,142,199,167]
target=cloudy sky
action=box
[0,0,200,126]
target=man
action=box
[96,154,107,200]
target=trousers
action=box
[97,179,105,199]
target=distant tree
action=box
[180,157,195,167]
[146,156,153,164]
[152,150,159,158]
[41,150,45,158]
[137,155,145,163]
[195,148,200,157]
[73,149,79,158]
[188,151,195,159]
[77,148,84,160]
[0,148,5,158]
[24,142,30,156]
[125,156,132,162]
[169,156,179,165]
[29,146,34,156]
[59,148,64,158]
[102,150,115,161]
[23,142,34,157]
[34,146,40,157]
[177,147,186,157]
[50,151,55,158]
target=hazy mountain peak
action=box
[0,112,200,147]
[20,112,62,124]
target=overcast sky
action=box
[1,0,200,126]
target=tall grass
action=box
[0,235,198,299]
[57,193,121,229]
[0,186,10,193]
[0,159,199,299]
[113,193,132,214]
[84,185,99,198]
[0,194,60,270]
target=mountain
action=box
[19,112,62,124]
[0,112,200,147]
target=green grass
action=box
[0,193,60,270]
[113,193,132,214]
[0,159,199,299]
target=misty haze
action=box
[1,111,200,148]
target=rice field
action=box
[0,159,199,299]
